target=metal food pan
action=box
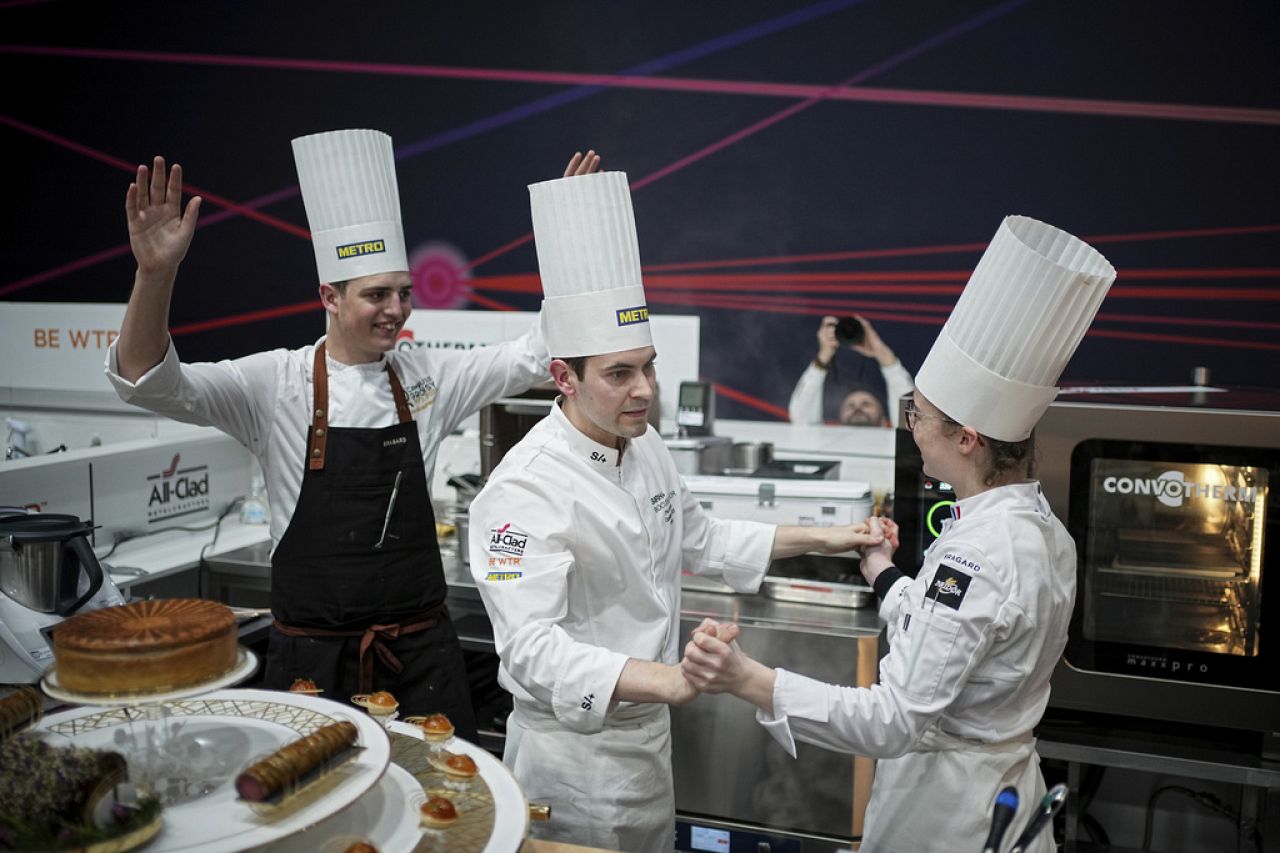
[763,577,874,609]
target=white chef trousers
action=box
[505,703,675,853]
[860,724,1053,853]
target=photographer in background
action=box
[788,315,913,428]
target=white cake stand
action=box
[40,647,260,807]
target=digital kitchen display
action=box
[892,426,959,577]
[918,476,957,559]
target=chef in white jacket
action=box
[683,216,1116,853]
[107,134,596,732]
[468,170,884,853]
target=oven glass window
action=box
[1082,458,1266,657]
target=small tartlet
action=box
[419,795,459,828]
[429,751,478,779]
[288,677,322,695]
[350,691,398,715]
[404,713,455,742]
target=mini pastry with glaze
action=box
[417,713,454,742]
[289,677,321,694]
[419,795,459,828]
[429,751,478,779]
[350,690,398,716]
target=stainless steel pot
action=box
[665,436,733,476]
[0,514,103,615]
[731,441,773,472]
[456,511,471,566]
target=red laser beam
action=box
[647,293,1280,351]
[5,45,1276,127]
[465,291,519,312]
[643,225,1280,273]
[169,300,318,336]
[710,382,790,420]
[0,113,309,241]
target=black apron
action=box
[262,342,477,739]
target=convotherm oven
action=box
[894,389,1280,749]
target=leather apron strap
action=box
[308,341,413,471]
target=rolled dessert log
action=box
[0,686,44,740]
[235,720,358,802]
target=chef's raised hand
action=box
[848,314,898,368]
[816,316,840,365]
[563,149,602,178]
[117,156,203,382]
[126,156,202,277]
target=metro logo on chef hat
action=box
[292,129,408,284]
[529,171,652,358]
[915,215,1116,442]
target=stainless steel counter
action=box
[201,536,886,848]
[202,537,884,647]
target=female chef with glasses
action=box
[682,216,1116,853]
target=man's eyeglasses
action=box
[904,399,957,431]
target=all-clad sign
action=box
[146,453,212,523]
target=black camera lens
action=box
[835,316,864,345]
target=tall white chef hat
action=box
[529,171,652,358]
[291,128,407,285]
[915,215,1116,442]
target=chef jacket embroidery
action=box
[650,490,677,525]
[486,523,529,557]
[927,566,972,610]
[404,376,437,411]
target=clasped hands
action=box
[677,515,901,704]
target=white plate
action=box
[41,647,259,706]
[34,688,390,853]
[263,762,423,852]
[388,720,529,852]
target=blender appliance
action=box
[0,512,126,683]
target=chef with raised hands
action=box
[467,169,883,852]
[109,131,598,735]
[682,216,1116,853]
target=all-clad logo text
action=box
[616,306,649,326]
[488,523,529,557]
[146,453,210,523]
[336,239,386,259]
[1103,470,1257,508]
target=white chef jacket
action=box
[788,359,914,427]
[105,327,549,549]
[468,401,774,852]
[469,400,774,730]
[758,482,1073,853]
